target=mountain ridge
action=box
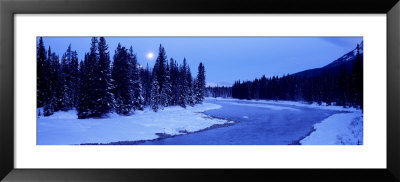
[293,41,363,78]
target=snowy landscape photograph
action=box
[37,37,363,145]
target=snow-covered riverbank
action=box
[37,103,231,145]
[207,97,360,112]
[300,111,363,145]
[38,97,363,145]
[208,97,363,145]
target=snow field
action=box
[37,103,230,145]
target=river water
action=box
[142,98,340,145]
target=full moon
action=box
[146,52,154,60]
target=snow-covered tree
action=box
[58,44,79,110]
[186,66,195,106]
[96,37,113,114]
[86,37,103,116]
[169,58,179,106]
[77,56,89,119]
[112,43,134,115]
[193,78,199,103]
[78,37,111,118]
[195,62,206,104]
[70,51,79,107]
[150,75,160,112]
[128,46,144,111]
[161,61,172,107]
[40,38,211,118]
[62,45,72,109]
[154,44,167,92]
[149,44,169,108]
[178,58,188,108]
[140,63,152,106]
[43,46,58,116]
[37,37,47,108]
[351,44,363,108]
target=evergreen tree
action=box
[161,61,173,107]
[151,44,168,108]
[112,43,134,115]
[55,53,66,111]
[140,63,152,106]
[128,46,144,110]
[169,58,179,106]
[59,44,78,110]
[77,37,110,118]
[338,65,349,106]
[70,51,79,107]
[96,37,113,114]
[178,58,188,108]
[195,62,206,104]
[351,44,363,108]
[154,44,167,92]
[85,37,101,116]
[77,56,90,118]
[186,66,195,106]
[58,53,68,110]
[193,78,199,102]
[150,75,160,112]
[37,37,47,107]
[43,47,56,116]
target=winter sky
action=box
[40,37,363,86]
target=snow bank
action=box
[219,101,299,111]
[207,97,359,112]
[299,111,363,145]
[37,103,230,145]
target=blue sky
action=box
[40,37,362,86]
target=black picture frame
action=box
[1,0,399,181]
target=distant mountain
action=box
[293,41,363,78]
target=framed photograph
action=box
[1,0,399,181]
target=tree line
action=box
[206,86,232,98]
[231,44,363,108]
[37,37,206,118]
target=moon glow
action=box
[146,52,154,60]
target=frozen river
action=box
[141,98,341,145]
